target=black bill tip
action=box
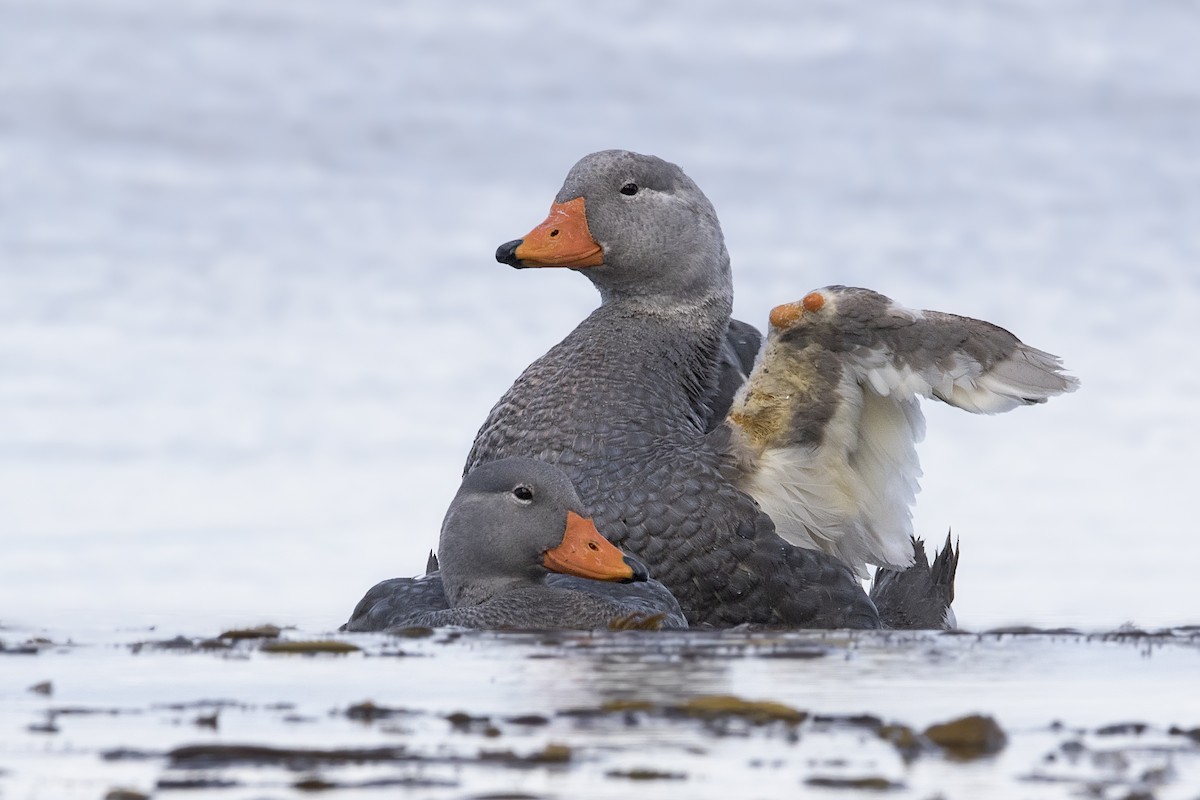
[495,239,524,267]
[622,554,650,583]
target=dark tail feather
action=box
[930,531,959,606]
[869,532,960,630]
[425,550,440,575]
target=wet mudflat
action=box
[3,625,1199,800]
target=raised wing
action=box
[723,286,1078,576]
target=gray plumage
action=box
[478,150,1078,629]
[870,534,960,630]
[774,286,1077,414]
[478,150,879,629]
[704,318,763,430]
[340,457,686,631]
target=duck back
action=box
[467,304,878,628]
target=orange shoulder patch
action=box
[769,302,803,330]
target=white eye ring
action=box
[512,485,534,504]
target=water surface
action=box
[4,625,1199,799]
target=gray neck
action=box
[597,281,732,320]
[568,289,732,430]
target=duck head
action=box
[438,457,647,608]
[496,150,733,310]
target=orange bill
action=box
[505,197,604,268]
[543,511,642,582]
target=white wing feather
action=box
[734,357,926,576]
[725,287,1078,577]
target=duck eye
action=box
[512,486,534,502]
[620,182,638,196]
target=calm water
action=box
[3,627,1199,799]
[3,0,1198,633]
